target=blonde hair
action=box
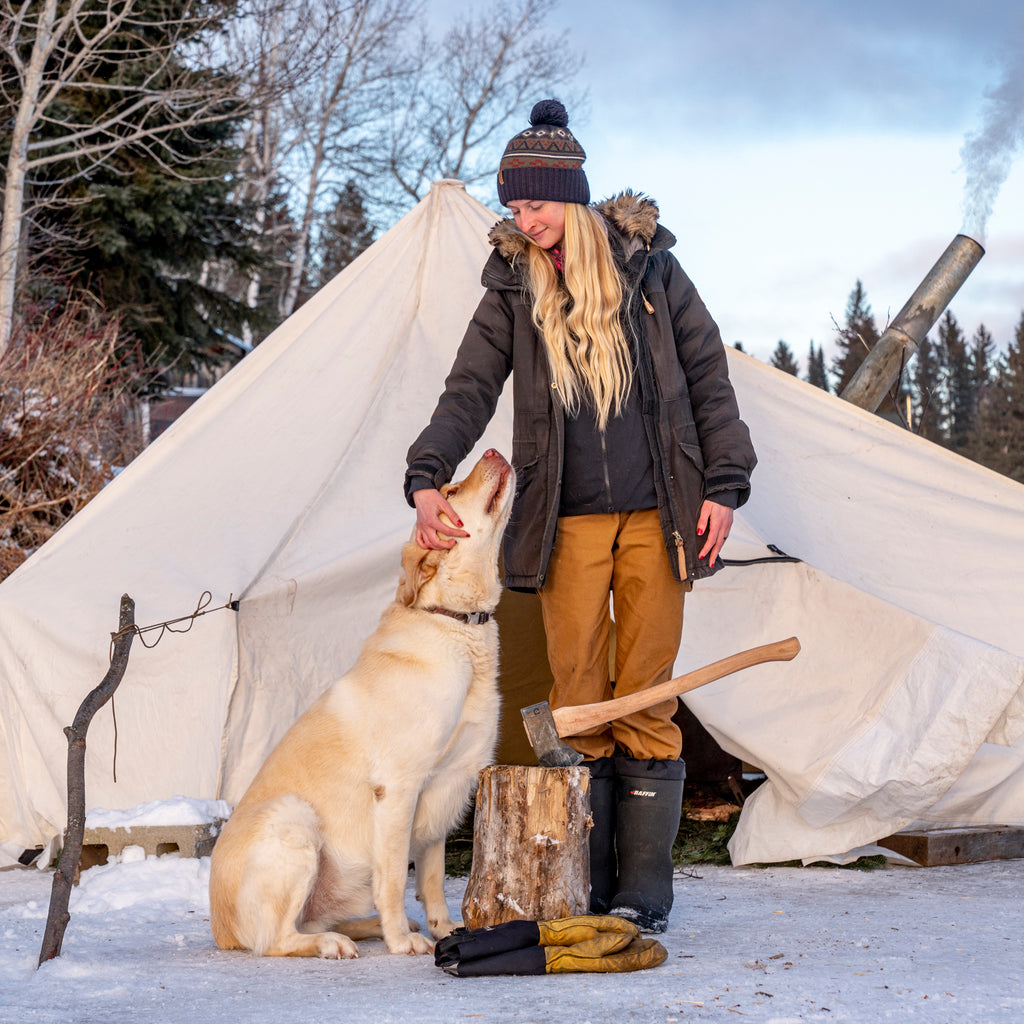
[522,204,631,430]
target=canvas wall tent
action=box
[2,180,1023,869]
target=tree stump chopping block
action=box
[461,764,591,929]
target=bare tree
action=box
[222,0,332,338]
[163,0,585,337]
[220,0,417,326]
[0,0,245,356]
[382,0,584,209]
[278,0,414,318]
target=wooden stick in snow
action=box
[38,594,136,967]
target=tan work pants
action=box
[538,509,686,761]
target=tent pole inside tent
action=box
[840,234,984,413]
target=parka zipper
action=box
[600,431,612,511]
[672,530,690,582]
[627,268,691,583]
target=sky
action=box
[432,0,1024,370]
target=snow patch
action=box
[85,796,232,830]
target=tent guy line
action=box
[108,591,236,655]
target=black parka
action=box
[405,191,756,590]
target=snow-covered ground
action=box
[2,849,1021,1024]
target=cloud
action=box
[565,0,1023,138]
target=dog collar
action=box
[424,606,492,625]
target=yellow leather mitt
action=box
[435,914,668,976]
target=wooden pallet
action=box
[878,825,1024,866]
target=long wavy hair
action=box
[521,204,631,430]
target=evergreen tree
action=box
[969,324,996,428]
[770,340,799,376]
[937,311,972,452]
[13,1,260,373]
[316,181,376,289]
[833,280,909,420]
[806,341,830,392]
[972,313,1024,483]
[910,335,943,442]
[831,281,879,395]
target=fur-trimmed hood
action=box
[486,190,671,268]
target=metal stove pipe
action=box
[840,234,985,412]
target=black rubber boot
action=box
[585,757,617,913]
[608,755,686,934]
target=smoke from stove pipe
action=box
[840,234,985,413]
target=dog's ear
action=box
[396,541,441,606]
[437,482,461,532]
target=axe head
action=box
[521,702,585,768]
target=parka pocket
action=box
[511,440,540,499]
[511,439,539,472]
[678,441,705,473]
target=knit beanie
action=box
[497,99,589,206]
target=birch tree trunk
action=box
[0,0,60,356]
[0,0,242,355]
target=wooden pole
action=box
[462,765,591,929]
[39,594,136,967]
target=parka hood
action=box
[484,191,674,284]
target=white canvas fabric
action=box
[1,181,1022,867]
[677,358,1024,863]
[0,181,512,856]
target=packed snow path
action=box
[1,854,1021,1023]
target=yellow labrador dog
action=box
[210,449,514,958]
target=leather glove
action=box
[537,914,638,948]
[436,915,667,976]
[545,935,668,974]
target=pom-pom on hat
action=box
[497,99,589,206]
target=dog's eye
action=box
[445,485,460,498]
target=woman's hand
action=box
[412,488,471,550]
[697,499,734,569]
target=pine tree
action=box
[937,311,972,453]
[910,335,943,442]
[806,341,830,392]
[770,340,799,376]
[972,313,1024,483]
[833,280,909,420]
[832,281,879,395]
[11,1,259,372]
[316,181,377,289]
[969,324,996,428]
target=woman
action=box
[405,100,755,933]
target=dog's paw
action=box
[316,932,360,959]
[427,915,459,940]
[385,930,435,956]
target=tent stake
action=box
[38,594,136,967]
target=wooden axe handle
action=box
[551,636,801,738]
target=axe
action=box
[521,636,801,768]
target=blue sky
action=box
[433,0,1024,368]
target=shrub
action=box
[0,299,147,580]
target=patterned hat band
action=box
[498,154,586,179]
